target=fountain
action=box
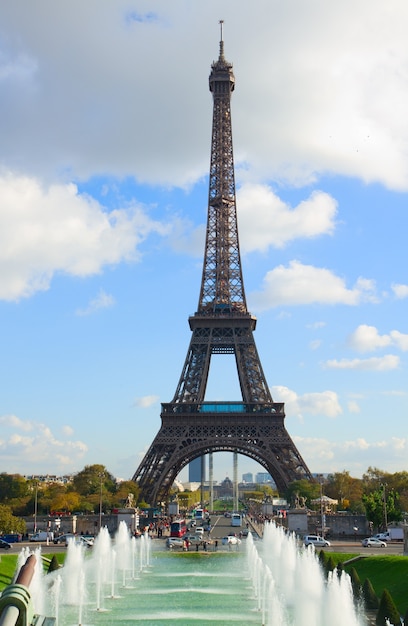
[7,521,372,625]
[247,523,366,625]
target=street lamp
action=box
[381,483,388,530]
[98,472,104,533]
[33,481,38,533]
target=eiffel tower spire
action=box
[132,28,313,504]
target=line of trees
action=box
[0,464,407,535]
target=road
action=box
[12,515,405,557]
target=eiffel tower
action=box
[132,25,313,505]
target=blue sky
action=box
[0,1,407,484]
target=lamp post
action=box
[98,472,104,533]
[381,482,388,530]
[33,481,38,533]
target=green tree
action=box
[0,474,30,502]
[376,588,400,625]
[362,487,402,530]
[285,479,320,507]
[362,578,379,610]
[113,481,140,509]
[0,504,26,535]
[71,464,116,513]
[48,555,60,574]
[324,555,336,578]
[349,567,362,599]
[72,464,115,496]
[325,471,364,512]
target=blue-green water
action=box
[90,552,260,625]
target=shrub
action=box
[376,588,400,626]
[362,578,379,610]
[47,555,60,574]
[349,566,362,597]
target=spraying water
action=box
[11,521,380,625]
[247,523,365,626]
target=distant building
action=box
[256,472,273,484]
[242,472,253,483]
[189,457,205,483]
[218,477,233,499]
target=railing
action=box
[162,402,284,415]
[0,555,56,626]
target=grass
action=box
[343,554,408,615]
[0,554,17,589]
[0,553,66,591]
[319,551,408,616]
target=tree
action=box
[285,479,320,506]
[376,589,401,625]
[72,464,115,496]
[0,504,26,535]
[113,481,140,509]
[362,578,379,610]
[349,567,362,599]
[325,471,364,512]
[0,474,29,502]
[48,555,60,574]
[362,487,402,530]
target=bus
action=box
[231,513,242,527]
[170,519,188,538]
[195,508,204,521]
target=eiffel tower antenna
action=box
[132,27,313,505]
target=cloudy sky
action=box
[1,1,407,484]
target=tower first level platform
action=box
[132,402,312,505]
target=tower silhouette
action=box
[132,25,313,505]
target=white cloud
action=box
[347,401,361,414]
[0,415,88,472]
[272,386,342,420]
[134,395,160,409]
[324,354,400,371]
[0,172,168,301]
[389,330,408,352]
[0,3,408,190]
[0,414,34,432]
[348,325,408,353]
[250,261,377,310]
[295,436,407,476]
[348,324,391,352]
[237,184,337,252]
[76,289,115,316]
[392,283,408,299]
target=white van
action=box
[30,531,54,542]
[303,534,330,547]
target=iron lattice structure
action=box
[132,31,313,505]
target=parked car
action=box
[221,536,241,546]
[68,536,94,548]
[1,534,22,543]
[54,534,74,544]
[361,537,387,548]
[182,534,202,545]
[0,538,12,550]
[303,535,331,547]
[166,537,185,549]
